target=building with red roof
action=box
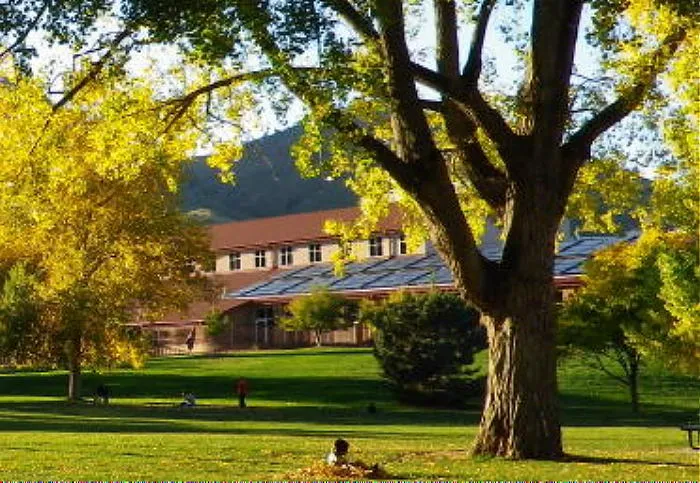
[134,203,630,355]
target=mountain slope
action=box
[181,126,357,224]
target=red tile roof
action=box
[209,206,403,251]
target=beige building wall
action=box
[381,237,392,257]
[215,254,230,273]
[321,242,338,263]
[290,245,308,265]
[285,242,338,266]
[240,251,256,270]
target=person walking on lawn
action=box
[236,377,249,408]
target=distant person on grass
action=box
[185,327,196,352]
[180,392,196,408]
[95,384,110,405]
[236,377,249,408]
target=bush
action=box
[204,310,227,337]
[361,291,485,408]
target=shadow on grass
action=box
[184,348,372,359]
[562,453,697,468]
[1,372,392,403]
[0,399,481,435]
[3,372,694,427]
[560,393,698,427]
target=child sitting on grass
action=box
[179,392,196,408]
[282,438,389,480]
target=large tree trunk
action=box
[470,170,565,459]
[472,291,562,459]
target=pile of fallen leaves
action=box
[282,461,391,480]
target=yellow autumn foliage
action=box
[0,70,213,380]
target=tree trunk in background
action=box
[628,354,640,414]
[67,331,82,401]
[68,363,81,401]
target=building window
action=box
[279,246,293,266]
[398,235,407,255]
[369,236,383,257]
[309,243,322,263]
[256,306,275,326]
[228,252,241,271]
[255,250,266,268]
[255,306,275,346]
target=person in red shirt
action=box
[236,377,249,408]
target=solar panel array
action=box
[368,269,431,289]
[553,258,586,275]
[231,235,629,299]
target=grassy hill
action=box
[181,126,357,224]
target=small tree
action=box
[559,294,645,413]
[204,310,228,337]
[361,291,484,407]
[559,230,697,412]
[280,287,354,346]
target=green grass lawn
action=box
[0,347,698,480]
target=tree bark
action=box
[67,328,82,401]
[68,363,81,401]
[472,279,562,459]
[628,354,640,414]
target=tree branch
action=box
[430,0,508,211]
[0,0,49,62]
[373,0,437,162]
[461,89,521,159]
[462,0,496,85]
[529,1,584,152]
[420,99,444,113]
[161,69,279,132]
[435,0,460,79]
[321,0,379,41]
[411,61,520,159]
[461,138,509,212]
[593,353,628,386]
[564,28,687,159]
[27,30,132,158]
[52,29,132,112]
[411,62,450,93]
